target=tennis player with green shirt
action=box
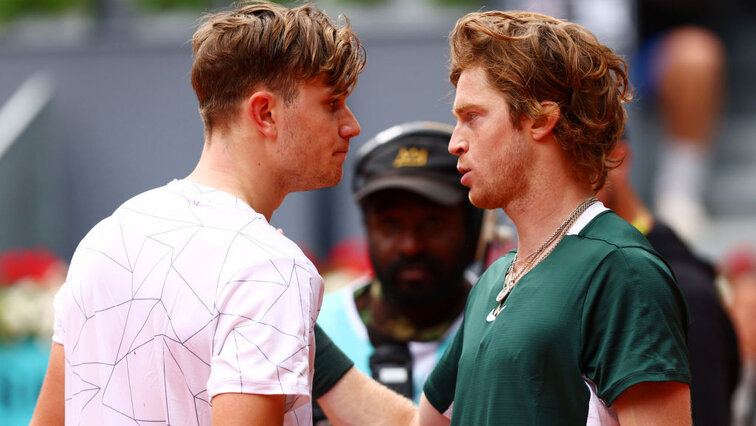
[416,10,692,426]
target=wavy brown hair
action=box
[449,11,632,191]
[191,1,366,131]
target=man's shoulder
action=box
[577,210,657,254]
[219,227,322,289]
[562,211,675,284]
[114,181,178,211]
[118,180,305,261]
[75,180,315,274]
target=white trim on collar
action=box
[567,201,609,236]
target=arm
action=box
[613,381,691,426]
[417,392,450,426]
[312,323,354,399]
[313,323,415,424]
[212,392,285,426]
[581,248,691,420]
[317,367,417,426]
[30,342,65,426]
[210,258,317,424]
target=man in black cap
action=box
[316,121,483,403]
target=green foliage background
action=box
[0,0,91,22]
[134,0,216,11]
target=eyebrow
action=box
[452,102,476,118]
[327,87,348,100]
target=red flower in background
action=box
[0,248,67,340]
[0,248,66,287]
[325,237,372,277]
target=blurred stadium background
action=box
[0,0,754,263]
[0,0,755,424]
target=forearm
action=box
[317,367,417,426]
[30,342,65,426]
[418,392,450,426]
[212,392,285,426]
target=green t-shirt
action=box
[423,210,690,425]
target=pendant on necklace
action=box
[486,303,506,322]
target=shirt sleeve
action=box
[581,247,691,406]
[51,281,68,344]
[311,323,355,399]
[423,314,464,415]
[208,256,323,413]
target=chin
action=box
[324,172,343,187]
[469,193,498,210]
[300,171,343,191]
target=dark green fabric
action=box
[424,210,690,425]
[312,323,355,399]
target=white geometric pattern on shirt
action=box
[53,180,323,425]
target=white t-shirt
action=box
[53,179,323,425]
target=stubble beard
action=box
[471,133,531,210]
[278,125,343,192]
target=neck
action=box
[507,182,595,260]
[186,129,285,221]
[503,134,595,256]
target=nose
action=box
[339,106,361,139]
[397,229,423,257]
[448,125,467,156]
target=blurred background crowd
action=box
[0,0,755,424]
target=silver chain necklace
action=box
[486,196,598,322]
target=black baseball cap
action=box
[352,121,467,206]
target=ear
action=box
[530,101,560,141]
[246,90,278,139]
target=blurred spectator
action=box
[722,245,756,426]
[636,0,727,244]
[598,139,740,426]
[316,122,483,410]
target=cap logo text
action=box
[393,147,428,168]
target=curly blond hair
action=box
[191,1,366,131]
[449,11,632,190]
